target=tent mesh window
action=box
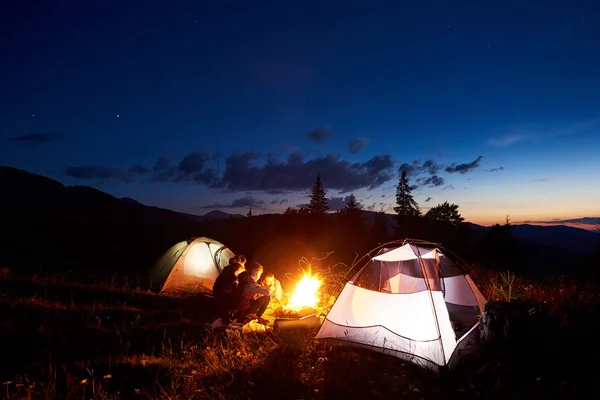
[353,258,442,294]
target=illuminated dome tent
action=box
[315,240,487,372]
[151,237,235,295]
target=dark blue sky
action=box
[2,0,599,227]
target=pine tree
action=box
[247,208,252,217]
[338,194,365,225]
[283,206,297,215]
[334,194,369,260]
[393,170,421,238]
[371,209,389,244]
[308,174,329,215]
[339,194,361,214]
[393,170,420,217]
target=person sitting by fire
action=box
[261,272,283,303]
[212,254,246,323]
[233,261,270,325]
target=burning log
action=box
[275,271,323,316]
[273,270,325,333]
[273,305,317,319]
[274,314,322,333]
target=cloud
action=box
[487,166,504,172]
[531,177,570,183]
[153,155,173,171]
[487,119,599,148]
[397,159,444,177]
[152,151,219,185]
[65,148,488,198]
[179,151,210,173]
[348,137,369,154]
[517,216,599,231]
[445,156,483,174]
[397,160,421,176]
[66,165,133,182]
[200,195,265,209]
[488,134,524,147]
[7,132,59,144]
[129,165,150,174]
[415,175,445,188]
[398,157,485,178]
[366,201,389,212]
[270,198,289,205]
[231,195,264,208]
[395,159,449,189]
[213,151,395,192]
[328,195,364,211]
[306,127,331,142]
[422,159,444,175]
[522,217,599,225]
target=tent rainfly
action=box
[315,240,487,373]
[151,237,235,295]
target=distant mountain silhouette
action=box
[119,197,144,206]
[0,166,597,278]
[177,210,245,222]
[464,222,597,254]
[200,210,245,220]
[512,224,597,254]
[0,166,204,275]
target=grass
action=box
[1,265,598,399]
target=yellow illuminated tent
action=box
[315,240,487,373]
[151,237,236,295]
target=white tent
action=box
[151,237,235,295]
[315,241,487,372]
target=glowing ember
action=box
[286,273,323,311]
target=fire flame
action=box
[286,272,323,312]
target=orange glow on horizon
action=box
[467,216,598,231]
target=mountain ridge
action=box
[1,166,597,272]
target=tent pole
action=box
[414,244,448,366]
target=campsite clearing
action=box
[0,270,594,399]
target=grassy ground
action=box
[0,268,598,399]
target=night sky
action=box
[2,1,599,229]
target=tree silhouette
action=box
[393,170,420,217]
[308,174,329,215]
[247,208,252,217]
[423,201,467,249]
[478,216,519,272]
[337,194,364,222]
[283,206,296,215]
[335,194,369,259]
[371,208,389,244]
[283,206,309,215]
[424,202,464,226]
[393,170,421,238]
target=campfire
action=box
[275,270,323,319]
